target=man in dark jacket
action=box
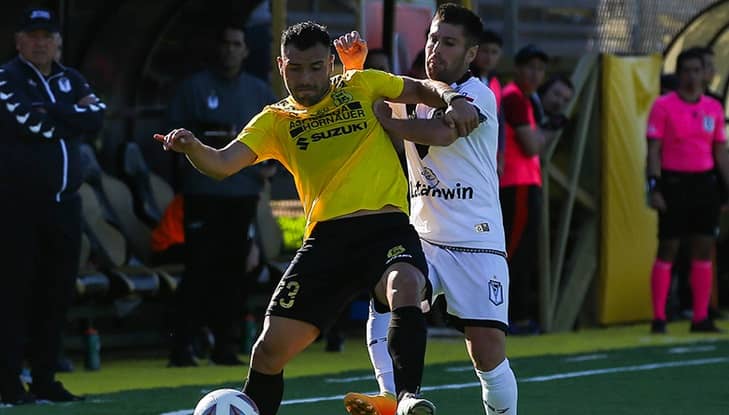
[0,8,105,404]
[166,21,276,367]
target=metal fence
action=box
[594,0,717,54]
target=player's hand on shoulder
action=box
[372,99,393,122]
[153,128,198,153]
[334,31,367,71]
[443,98,479,137]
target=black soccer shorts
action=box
[658,170,721,239]
[266,212,428,332]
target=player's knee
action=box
[657,240,679,261]
[387,264,425,293]
[472,350,506,372]
[467,328,506,371]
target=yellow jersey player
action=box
[154,21,478,415]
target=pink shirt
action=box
[500,82,542,187]
[647,92,726,172]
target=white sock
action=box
[475,358,518,415]
[367,299,395,395]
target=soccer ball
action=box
[193,389,260,415]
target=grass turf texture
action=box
[1,320,728,414]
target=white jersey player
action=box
[336,5,518,415]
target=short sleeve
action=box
[713,105,726,143]
[502,90,531,127]
[356,69,404,101]
[460,80,495,124]
[646,100,666,140]
[236,109,280,162]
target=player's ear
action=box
[465,44,478,66]
[329,54,335,71]
[277,56,284,76]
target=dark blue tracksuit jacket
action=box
[0,56,105,202]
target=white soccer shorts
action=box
[422,240,509,328]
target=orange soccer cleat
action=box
[344,391,398,415]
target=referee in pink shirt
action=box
[647,48,729,333]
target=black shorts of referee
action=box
[658,169,722,239]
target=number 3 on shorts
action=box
[278,281,301,309]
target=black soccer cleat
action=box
[0,379,35,406]
[650,319,667,334]
[690,318,724,333]
[30,380,84,402]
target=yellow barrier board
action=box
[598,54,662,324]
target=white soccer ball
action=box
[193,389,260,415]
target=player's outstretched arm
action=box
[374,100,458,146]
[153,128,256,180]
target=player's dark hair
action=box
[433,3,484,47]
[538,75,574,97]
[676,48,705,74]
[281,21,331,50]
[480,29,503,47]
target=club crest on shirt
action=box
[421,166,439,187]
[58,77,72,93]
[207,93,219,110]
[703,116,715,132]
[331,90,353,106]
[488,279,504,306]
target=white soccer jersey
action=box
[404,76,504,251]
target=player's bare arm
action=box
[713,141,729,208]
[646,138,666,211]
[374,99,459,146]
[153,128,257,180]
[334,31,478,138]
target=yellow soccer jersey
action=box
[238,69,408,237]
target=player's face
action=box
[218,28,248,72]
[514,58,546,94]
[678,57,704,92]
[279,43,333,107]
[473,42,502,73]
[16,29,57,70]
[542,81,573,116]
[425,20,478,84]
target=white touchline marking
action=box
[520,357,728,382]
[445,365,474,372]
[160,356,729,414]
[563,353,608,362]
[325,374,375,383]
[667,345,716,354]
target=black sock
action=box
[242,368,283,415]
[387,306,427,397]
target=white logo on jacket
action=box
[58,77,72,93]
[207,94,219,110]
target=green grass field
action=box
[1,320,728,414]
